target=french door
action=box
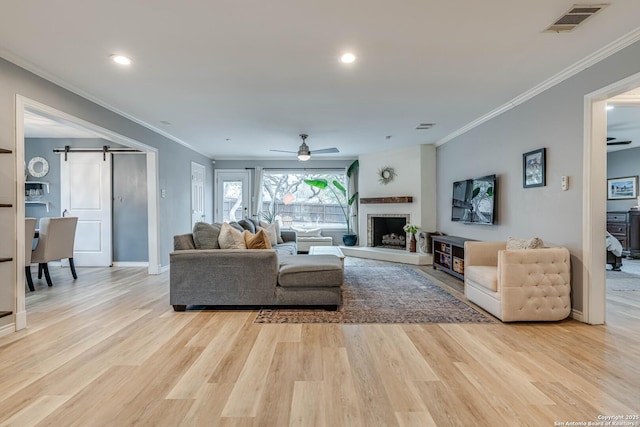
[214,170,250,223]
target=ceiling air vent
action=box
[544,4,609,33]
[416,123,434,130]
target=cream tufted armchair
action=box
[464,241,571,322]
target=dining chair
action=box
[25,218,37,291]
[31,216,79,287]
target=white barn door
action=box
[60,152,112,266]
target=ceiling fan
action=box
[607,137,632,146]
[270,134,339,161]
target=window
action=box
[261,170,347,229]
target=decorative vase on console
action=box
[403,224,420,253]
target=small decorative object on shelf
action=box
[378,166,396,185]
[403,224,420,252]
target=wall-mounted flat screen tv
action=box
[451,174,496,224]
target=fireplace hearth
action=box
[367,214,410,250]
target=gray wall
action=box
[608,146,640,212]
[1,57,214,272]
[436,39,640,313]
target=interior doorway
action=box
[13,95,161,330]
[584,73,640,325]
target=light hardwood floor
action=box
[1,262,639,426]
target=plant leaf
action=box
[347,159,359,178]
[332,180,346,195]
[304,179,328,189]
[472,187,480,198]
[348,192,358,206]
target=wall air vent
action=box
[544,4,609,33]
[416,123,434,130]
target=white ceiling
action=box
[4,1,640,159]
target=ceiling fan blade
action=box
[607,137,616,141]
[607,140,632,146]
[269,149,297,153]
[310,147,340,154]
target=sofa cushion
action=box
[506,236,544,250]
[278,255,343,288]
[238,219,256,234]
[174,233,197,250]
[258,224,278,246]
[260,220,284,244]
[292,226,322,237]
[274,242,297,256]
[192,222,221,249]
[465,265,498,292]
[243,229,272,249]
[228,222,245,233]
[218,223,247,249]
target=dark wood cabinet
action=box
[607,211,629,254]
[607,210,640,258]
[432,235,473,280]
[629,210,640,258]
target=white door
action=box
[215,170,250,223]
[60,152,112,266]
[191,162,206,227]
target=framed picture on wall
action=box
[607,176,639,200]
[522,148,546,188]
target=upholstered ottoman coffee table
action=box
[276,255,344,308]
[308,245,345,267]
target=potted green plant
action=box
[304,160,359,245]
[403,223,420,252]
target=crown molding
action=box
[436,27,640,147]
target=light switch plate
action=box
[561,176,569,191]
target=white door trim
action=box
[14,95,161,330]
[582,71,640,325]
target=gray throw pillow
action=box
[228,222,245,232]
[192,222,221,249]
[238,219,256,234]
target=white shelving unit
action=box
[25,181,50,212]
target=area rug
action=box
[254,261,496,324]
[606,269,640,291]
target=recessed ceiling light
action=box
[340,53,356,64]
[110,54,132,65]
[160,120,171,125]
[606,105,614,110]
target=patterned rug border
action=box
[255,264,497,324]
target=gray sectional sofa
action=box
[170,220,343,311]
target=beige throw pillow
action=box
[260,221,284,244]
[218,222,247,249]
[258,224,278,247]
[243,229,272,249]
[506,236,544,250]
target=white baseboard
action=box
[112,262,149,268]
[159,264,169,273]
[571,308,584,323]
[15,310,26,330]
[0,323,15,338]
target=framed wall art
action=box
[522,148,546,188]
[607,176,638,200]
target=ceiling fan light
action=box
[297,141,311,161]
